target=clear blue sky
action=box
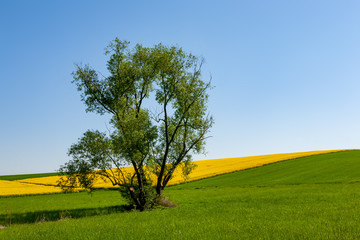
[1,0,360,175]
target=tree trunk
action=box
[156,184,162,195]
[129,187,144,211]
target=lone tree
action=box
[58,38,213,211]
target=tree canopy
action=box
[58,38,213,210]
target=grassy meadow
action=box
[0,150,360,239]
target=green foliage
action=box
[180,160,198,182]
[58,130,118,192]
[1,151,360,239]
[118,184,158,210]
[58,38,213,210]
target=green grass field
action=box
[1,150,360,239]
[0,172,58,181]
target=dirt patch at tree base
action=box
[156,197,178,208]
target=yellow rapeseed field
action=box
[0,180,62,196]
[0,149,349,196]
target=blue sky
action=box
[1,0,360,175]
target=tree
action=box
[58,38,214,211]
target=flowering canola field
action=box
[0,180,62,196]
[0,149,348,196]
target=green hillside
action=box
[0,172,58,181]
[1,150,360,239]
[172,150,360,189]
